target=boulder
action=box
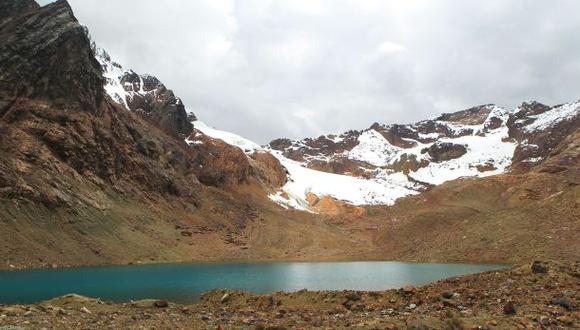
[423,142,467,162]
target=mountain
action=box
[268,102,579,211]
[0,0,369,269]
[0,0,578,269]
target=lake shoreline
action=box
[0,254,514,272]
[0,260,577,329]
[0,261,508,305]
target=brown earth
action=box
[327,128,580,264]
[0,0,578,273]
[0,0,372,271]
[0,261,578,329]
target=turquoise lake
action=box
[0,261,508,304]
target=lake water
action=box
[0,261,508,304]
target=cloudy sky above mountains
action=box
[40,0,580,143]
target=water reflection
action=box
[0,261,508,304]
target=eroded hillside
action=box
[0,0,578,270]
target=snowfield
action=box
[193,120,420,209]
[269,151,420,210]
[345,106,516,185]
[97,46,579,213]
[523,101,580,132]
[193,121,263,153]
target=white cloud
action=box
[38,0,580,143]
[377,41,406,54]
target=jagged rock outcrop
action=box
[0,0,103,114]
[249,152,288,189]
[95,48,193,137]
[0,0,38,21]
[436,104,494,125]
[508,101,580,172]
[423,142,467,163]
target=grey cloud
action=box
[39,0,580,143]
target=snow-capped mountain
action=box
[268,101,579,210]
[96,46,580,212]
[95,47,193,137]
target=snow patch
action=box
[270,150,420,208]
[348,129,402,167]
[523,101,580,132]
[95,48,130,109]
[193,120,263,153]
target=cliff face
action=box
[0,0,38,21]
[0,0,103,114]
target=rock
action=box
[408,303,417,310]
[23,310,32,317]
[3,307,21,316]
[556,316,573,326]
[441,291,454,299]
[551,298,572,310]
[401,286,415,294]
[562,290,576,298]
[220,293,231,304]
[423,142,467,162]
[342,300,354,310]
[153,300,169,308]
[538,316,550,326]
[249,151,288,188]
[442,300,459,309]
[531,261,549,274]
[345,292,361,301]
[80,307,91,314]
[503,301,516,315]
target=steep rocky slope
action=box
[0,0,370,269]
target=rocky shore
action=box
[0,261,577,329]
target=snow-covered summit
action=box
[94,46,193,136]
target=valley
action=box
[0,0,579,328]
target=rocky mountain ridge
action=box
[98,47,579,213]
[267,100,579,210]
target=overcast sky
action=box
[39,0,580,143]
